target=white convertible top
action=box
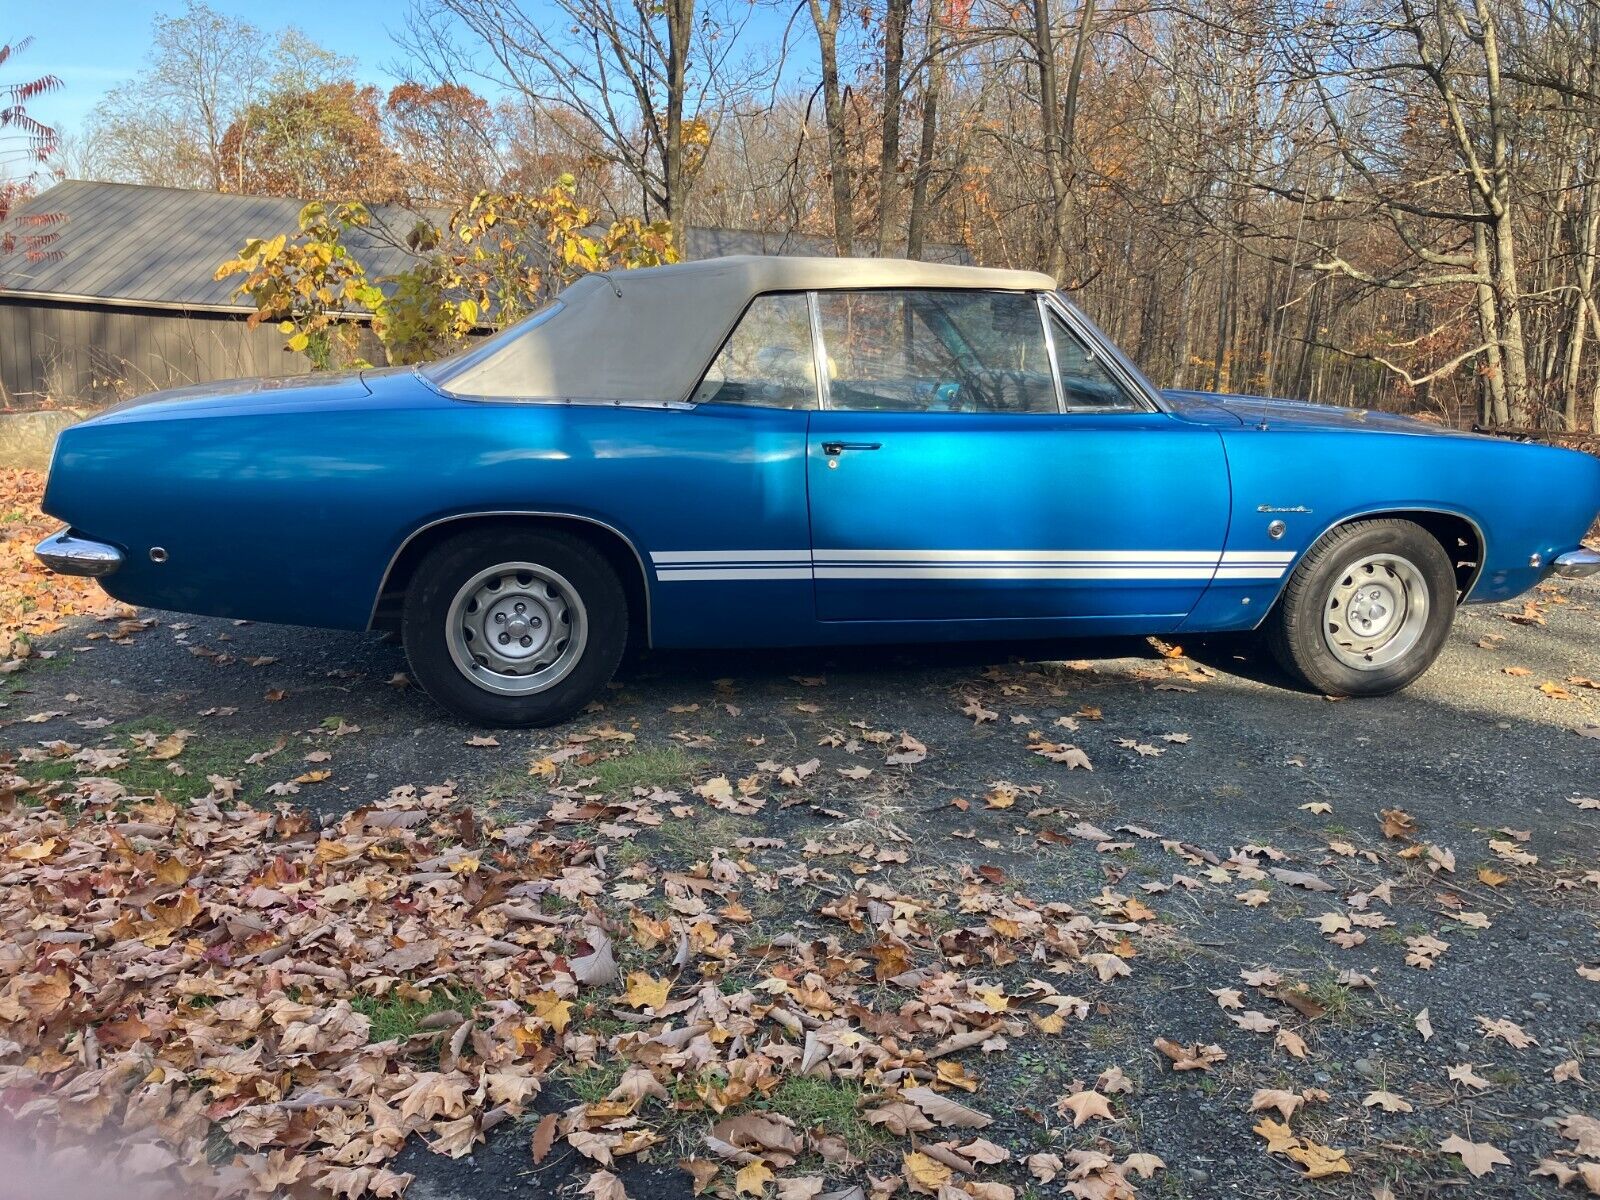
[426,255,1059,403]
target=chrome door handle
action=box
[821,441,882,455]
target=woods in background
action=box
[43,0,1600,429]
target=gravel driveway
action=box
[2,573,1597,1199]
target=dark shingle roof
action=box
[0,179,972,314]
[0,179,432,313]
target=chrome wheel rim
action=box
[445,561,587,695]
[1322,553,1429,671]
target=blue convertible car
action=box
[36,256,1600,725]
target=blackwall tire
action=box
[401,528,627,727]
[1264,519,1457,697]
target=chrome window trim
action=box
[808,290,833,411]
[1037,293,1068,414]
[368,510,654,641]
[1042,293,1162,414]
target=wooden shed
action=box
[0,180,429,407]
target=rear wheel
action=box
[402,528,627,726]
[1264,519,1457,697]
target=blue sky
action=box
[17,0,410,137]
[17,0,807,144]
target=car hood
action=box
[85,371,375,425]
[1161,389,1479,437]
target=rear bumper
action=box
[1554,548,1600,578]
[35,527,124,577]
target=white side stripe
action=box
[651,549,812,564]
[812,548,1227,564]
[652,549,1294,583]
[655,567,814,581]
[814,566,1228,581]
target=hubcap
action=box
[1322,553,1429,671]
[445,561,588,696]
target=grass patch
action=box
[351,986,484,1044]
[758,1076,885,1156]
[15,723,280,805]
[1304,973,1360,1023]
[589,745,699,794]
[561,1061,627,1104]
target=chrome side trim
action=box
[1244,506,1489,628]
[367,511,653,643]
[1554,548,1600,578]
[36,528,124,578]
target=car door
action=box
[805,290,1233,625]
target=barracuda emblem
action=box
[1257,505,1313,514]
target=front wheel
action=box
[402,528,628,726]
[1264,519,1457,697]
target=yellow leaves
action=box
[1477,864,1510,887]
[1252,1116,1298,1153]
[901,1151,952,1194]
[622,971,671,1012]
[528,990,573,1034]
[972,986,1009,1012]
[145,730,190,760]
[935,1059,979,1092]
[1253,1117,1350,1178]
[1285,1140,1351,1179]
[7,838,57,861]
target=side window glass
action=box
[1048,311,1142,411]
[814,290,1057,413]
[690,293,817,409]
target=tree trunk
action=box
[1562,160,1599,430]
[876,0,911,254]
[810,0,854,255]
[1473,223,1510,426]
[1029,0,1067,278]
[905,0,944,260]
[661,0,695,224]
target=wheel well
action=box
[1326,510,1484,600]
[371,514,651,649]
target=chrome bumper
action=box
[35,528,124,578]
[1554,548,1600,578]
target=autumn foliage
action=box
[216,176,678,370]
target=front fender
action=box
[1179,428,1600,632]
